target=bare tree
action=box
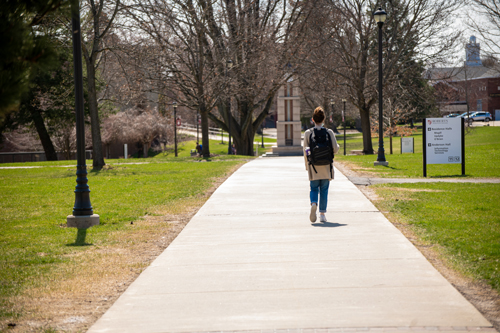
[80,0,121,169]
[205,0,315,155]
[122,0,222,157]
[123,0,315,156]
[469,0,500,58]
[302,0,461,154]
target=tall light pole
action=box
[342,99,346,156]
[226,60,233,154]
[330,99,335,130]
[173,102,178,157]
[373,7,389,166]
[67,0,99,230]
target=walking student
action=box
[304,107,340,223]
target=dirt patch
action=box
[356,185,500,332]
[1,163,243,333]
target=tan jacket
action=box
[304,126,340,181]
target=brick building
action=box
[426,36,500,120]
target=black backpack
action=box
[307,128,334,174]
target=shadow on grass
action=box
[429,174,469,178]
[311,222,347,228]
[66,229,93,246]
[375,165,400,170]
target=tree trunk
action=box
[210,94,275,157]
[359,107,374,155]
[389,116,393,155]
[65,136,71,160]
[232,126,256,156]
[143,143,148,158]
[29,109,58,161]
[200,109,210,158]
[86,64,105,169]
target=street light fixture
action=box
[342,99,347,156]
[226,59,233,154]
[373,7,389,166]
[66,0,99,230]
[173,102,178,157]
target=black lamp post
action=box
[374,7,389,166]
[173,102,178,157]
[226,59,233,154]
[342,99,346,156]
[330,99,335,130]
[67,0,99,229]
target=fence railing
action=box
[178,123,225,136]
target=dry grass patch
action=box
[6,204,195,332]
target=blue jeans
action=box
[310,179,330,213]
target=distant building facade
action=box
[426,36,500,119]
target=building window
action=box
[477,99,482,111]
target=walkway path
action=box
[87,157,493,333]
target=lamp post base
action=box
[374,161,389,166]
[67,214,100,229]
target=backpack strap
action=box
[326,130,334,156]
[308,130,318,174]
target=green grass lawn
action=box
[335,126,500,295]
[0,140,255,168]
[0,158,246,322]
[153,139,246,159]
[258,136,278,144]
[335,126,500,178]
[373,182,500,292]
[152,139,272,159]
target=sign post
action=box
[401,137,414,154]
[423,118,465,177]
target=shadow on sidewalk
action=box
[311,222,347,228]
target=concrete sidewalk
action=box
[88,157,493,333]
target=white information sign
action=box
[401,137,414,153]
[425,118,462,164]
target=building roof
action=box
[425,65,500,82]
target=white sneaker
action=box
[319,214,327,223]
[310,203,317,222]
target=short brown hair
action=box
[312,107,325,124]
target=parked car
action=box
[467,112,492,122]
[459,111,477,118]
[444,113,460,118]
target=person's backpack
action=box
[307,128,334,174]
